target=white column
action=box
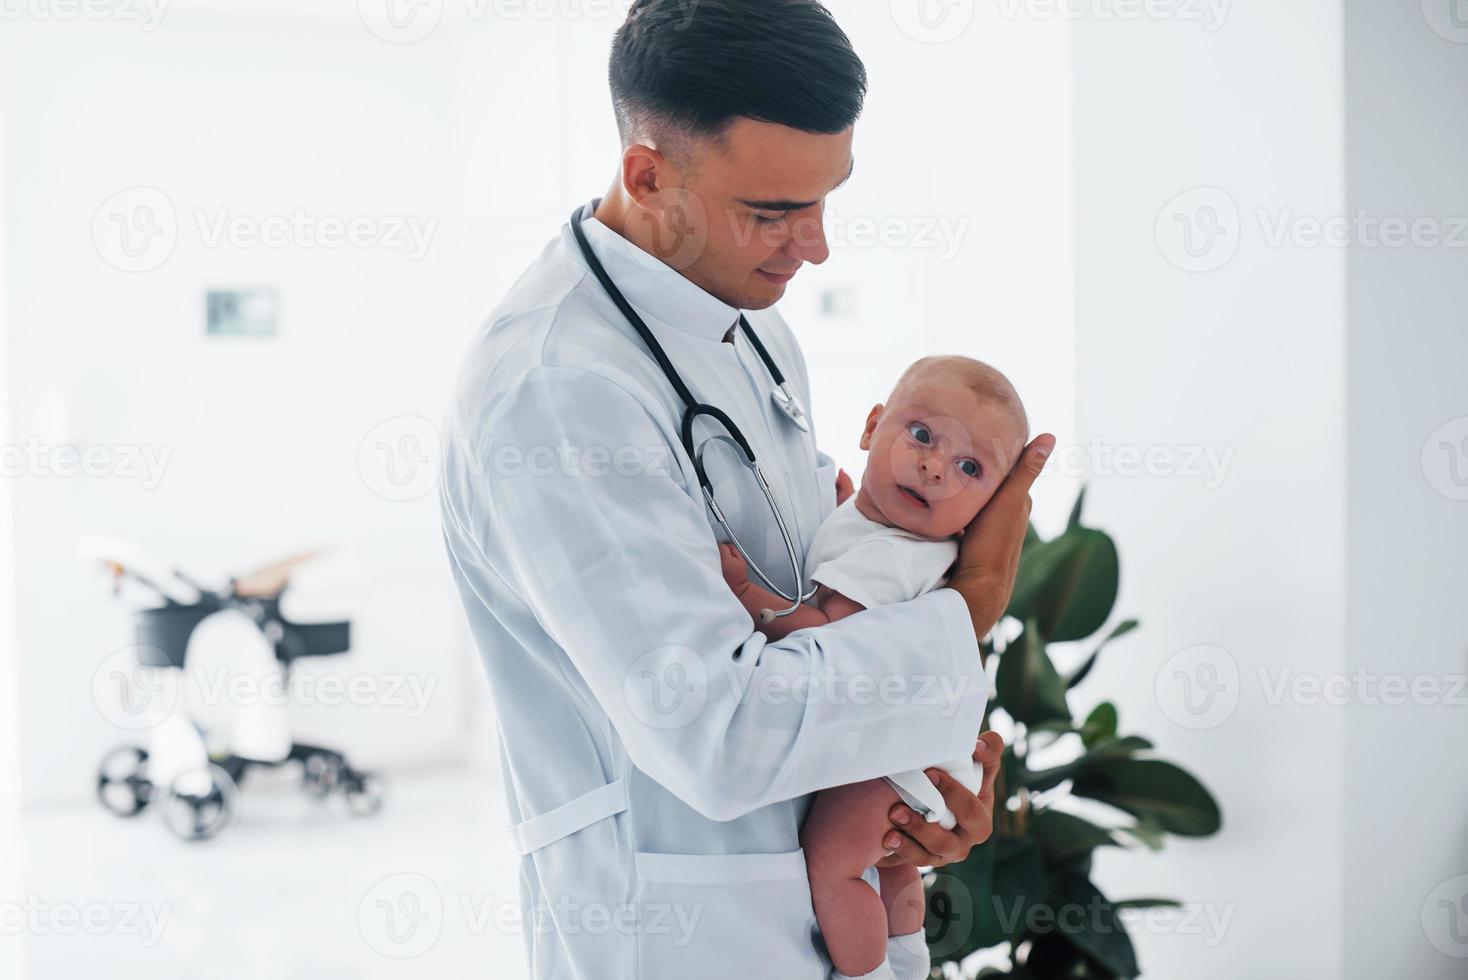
[1343,2,1468,977]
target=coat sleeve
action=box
[469,364,988,821]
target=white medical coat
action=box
[439,203,988,979]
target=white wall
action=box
[1343,3,1468,976]
[1072,1,1348,976]
[0,24,32,978]
[2,8,478,805]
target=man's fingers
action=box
[1003,433,1055,498]
[973,731,1004,805]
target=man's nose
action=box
[786,208,830,265]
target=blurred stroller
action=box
[92,551,384,840]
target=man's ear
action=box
[858,403,883,451]
[621,143,673,209]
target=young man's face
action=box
[649,118,854,311]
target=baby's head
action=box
[854,355,1028,540]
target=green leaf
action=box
[995,622,1071,727]
[1067,486,1087,530]
[1072,758,1223,837]
[1007,528,1120,642]
[1046,873,1140,978]
[1080,702,1117,747]
[1030,809,1117,863]
[1117,817,1167,851]
[1066,618,1140,689]
[929,835,1048,963]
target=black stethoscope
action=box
[570,201,819,619]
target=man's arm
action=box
[466,364,995,822]
[717,543,865,642]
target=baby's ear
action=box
[858,403,883,450]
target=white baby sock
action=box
[885,930,932,980]
[831,958,898,980]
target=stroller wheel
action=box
[162,764,238,841]
[302,753,342,799]
[343,773,385,817]
[97,745,153,817]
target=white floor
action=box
[15,768,530,980]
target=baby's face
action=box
[855,376,1027,540]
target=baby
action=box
[719,355,1028,980]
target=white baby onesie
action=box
[805,497,987,828]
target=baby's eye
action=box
[958,459,981,478]
[907,423,932,445]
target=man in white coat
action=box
[440,1,1056,977]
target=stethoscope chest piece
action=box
[771,384,811,432]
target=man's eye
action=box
[752,212,783,226]
[907,423,931,445]
[958,459,981,478]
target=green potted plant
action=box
[925,489,1222,978]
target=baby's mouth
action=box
[897,485,929,508]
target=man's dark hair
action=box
[609,0,867,150]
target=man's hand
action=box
[947,434,1055,643]
[876,731,1003,869]
[717,541,751,594]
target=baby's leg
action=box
[802,778,910,978]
